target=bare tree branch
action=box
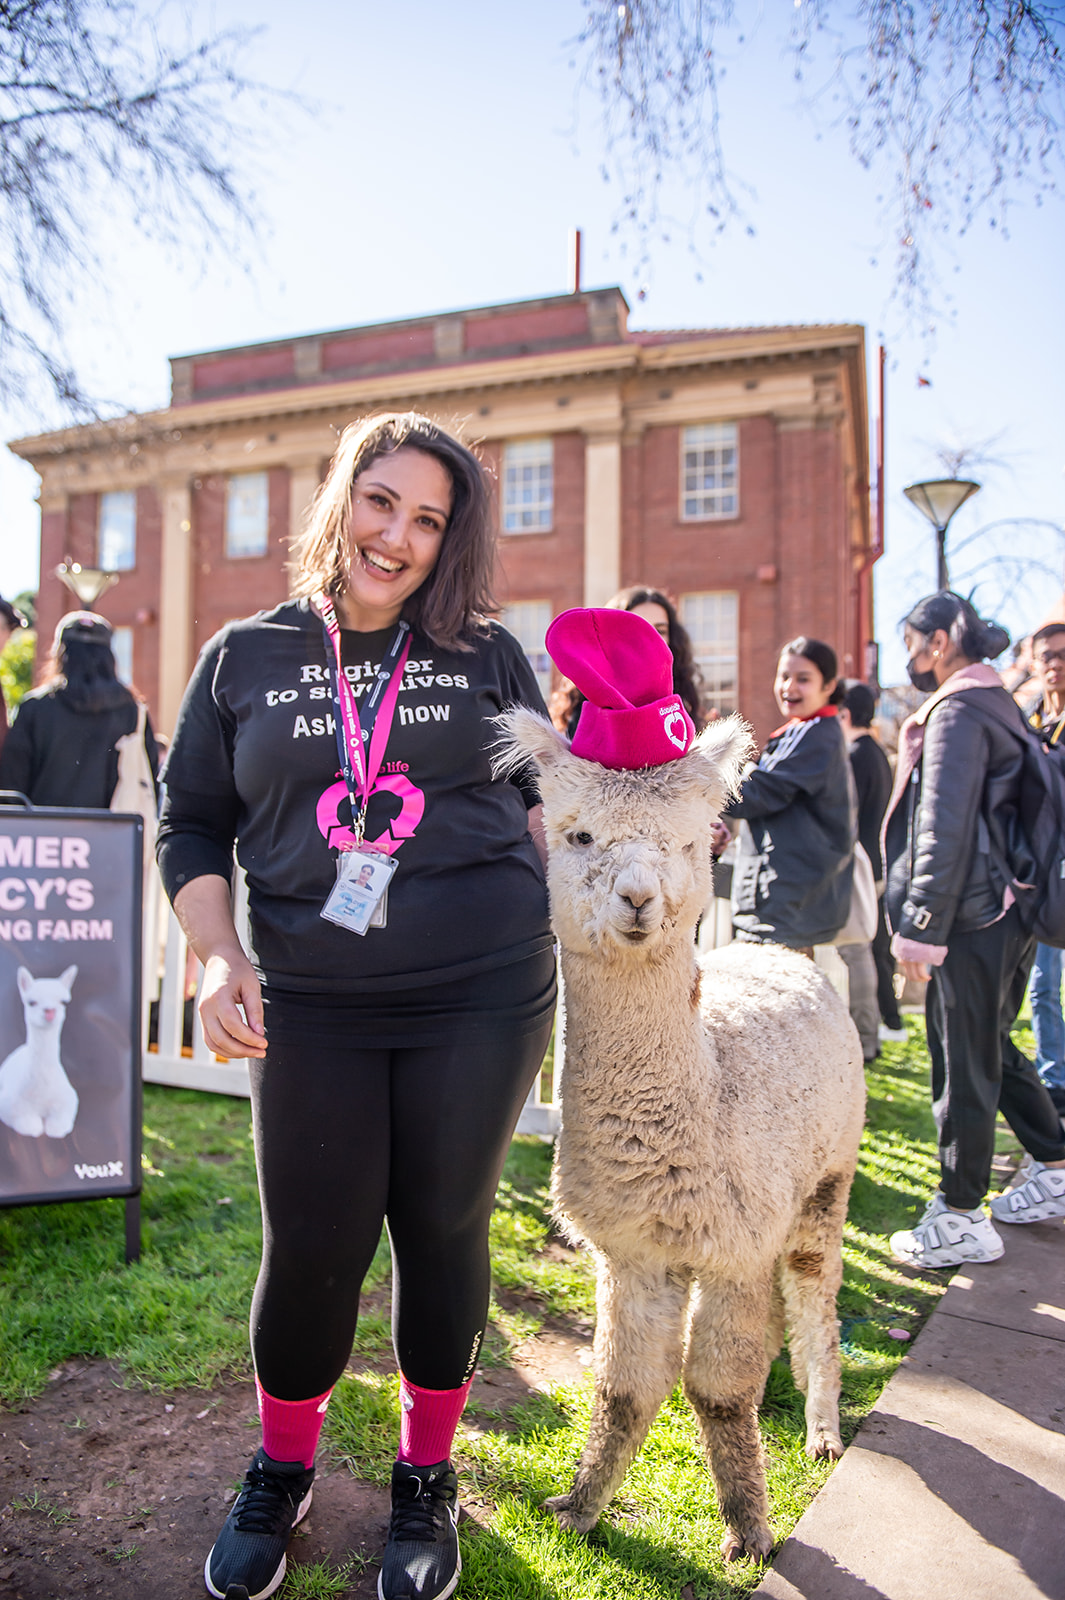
[577,2,1065,314]
[0,0,295,417]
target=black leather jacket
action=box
[884,684,1028,947]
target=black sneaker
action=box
[204,1447,315,1600]
[378,1459,460,1600]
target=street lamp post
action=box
[902,479,981,591]
[55,561,119,609]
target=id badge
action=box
[321,848,398,935]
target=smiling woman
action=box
[724,634,855,952]
[292,411,498,652]
[154,410,556,1600]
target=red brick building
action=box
[11,287,873,743]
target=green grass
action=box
[0,1020,967,1597]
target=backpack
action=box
[997,714,1065,948]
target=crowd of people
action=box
[3,410,1065,1600]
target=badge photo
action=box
[320,848,397,936]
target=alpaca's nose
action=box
[619,886,653,910]
[614,860,659,910]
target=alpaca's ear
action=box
[689,714,756,805]
[492,707,571,781]
[58,965,78,993]
[16,966,31,996]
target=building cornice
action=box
[9,324,868,465]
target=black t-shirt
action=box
[157,600,552,993]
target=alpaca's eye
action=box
[573,831,594,847]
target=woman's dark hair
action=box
[0,598,26,632]
[42,635,136,714]
[778,636,846,705]
[902,590,1010,662]
[291,411,496,651]
[608,585,707,728]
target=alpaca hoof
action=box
[721,1526,773,1564]
[805,1427,844,1461]
[543,1494,599,1534]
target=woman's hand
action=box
[709,819,731,858]
[898,957,931,984]
[173,874,267,1060]
[198,948,266,1060]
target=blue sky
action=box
[2,0,1062,682]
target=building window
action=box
[98,490,136,571]
[681,423,738,520]
[502,439,553,533]
[680,591,739,714]
[503,600,553,699]
[111,626,134,686]
[226,472,269,558]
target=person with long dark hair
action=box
[156,412,555,1600]
[884,591,1065,1269]
[0,610,158,806]
[724,635,855,953]
[550,584,708,736]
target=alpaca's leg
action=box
[682,1275,774,1563]
[780,1169,850,1461]
[545,1258,688,1533]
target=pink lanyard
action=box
[315,593,412,847]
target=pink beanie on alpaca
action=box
[546,608,696,770]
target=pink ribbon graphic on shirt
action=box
[316,772,425,856]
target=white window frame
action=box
[502,600,553,700]
[111,625,134,686]
[680,423,739,521]
[225,471,270,559]
[680,591,739,714]
[98,490,137,571]
[502,438,554,534]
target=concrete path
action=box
[754,1215,1065,1600]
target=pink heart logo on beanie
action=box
[663,709,689,751]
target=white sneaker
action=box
[989,1162,1065,1224]
[890,1193,1004,1268]
[878,1023,908,1043]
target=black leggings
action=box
[247,970,554,1400]
[926,905,1065,1209]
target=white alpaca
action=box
[497,711,865,1563]
[0,966,80,1139]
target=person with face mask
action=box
[883,591,1065,1269]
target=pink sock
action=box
[398,1374,473,1467]
[256,1378,333,1469]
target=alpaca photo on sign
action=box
[0,965,80,1139]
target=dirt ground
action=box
[0,1305,592,1600]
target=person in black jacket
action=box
[884,592,1065,1270]
[725,636,855,951]
[839,681,906,1042]
[0,611,158,807]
